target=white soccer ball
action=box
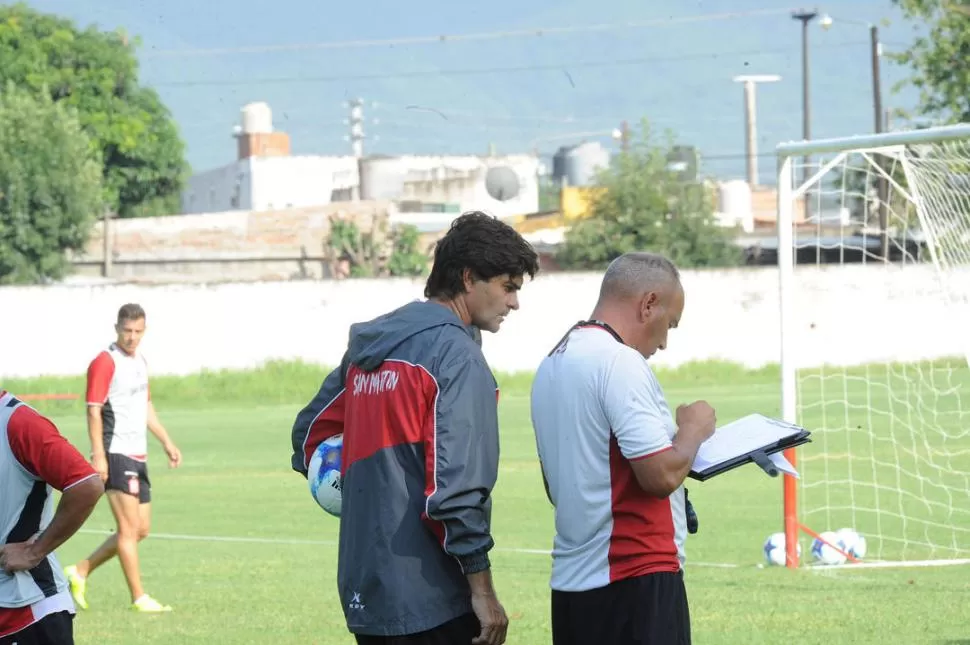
[763,532,800,567]
[836,527,867,560]
[811,530,848,565]
[308,434,343,517]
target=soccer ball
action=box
[308,434,343,517]
[763,532,800,567]
[835,527,867,560]
[811,530,848,565]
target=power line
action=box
[151,40,870,88]
[387,104,604,125]
[143,7,805,58]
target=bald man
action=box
[530,251,716,645]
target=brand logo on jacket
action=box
[351,370,400,396]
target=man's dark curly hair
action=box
[424,211,540,299]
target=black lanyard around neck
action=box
[548,319,626,356]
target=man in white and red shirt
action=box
[0,389,104,645]
[63,303,182,614]
[530,252,716,645]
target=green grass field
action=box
[6,360,970,645]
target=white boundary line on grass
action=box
[77,529,970,570]
[76,528,739,568]
[807,558,970,570]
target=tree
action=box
[888,1,970,124]
[0,3,188,218]
[556,120,742,270]
[325,213,428,278]
[832,152,916,233]
[385,224,429,277]
[0,82,104,284]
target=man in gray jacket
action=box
[291,211,539,645]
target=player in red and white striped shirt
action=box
[0,390,104,645]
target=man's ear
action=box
[461,268,475,292]
[641,291,659,318]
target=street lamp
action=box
[819,12,888,257]
[792,9,818,218]
[733,74,781,188]
[791,9,818,143]
[818,13,884,134]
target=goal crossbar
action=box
[776,123,970,158]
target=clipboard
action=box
[687,414,813,482]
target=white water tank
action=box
[359,156,407,200]
[241,102,273,134]
[553,141,610,186]
[718,179,754,233]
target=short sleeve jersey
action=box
[0,390,97,636]
[530,325,687,593]
[85,343,151,458]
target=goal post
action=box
[775,123,970,569]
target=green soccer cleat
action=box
[130,594,172,613]
[63,565,88,610]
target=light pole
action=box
[792,9,818,219]
[733,74,781,188]
[820,13,888,257]
[819,14,883,134]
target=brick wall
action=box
[71,201,402,282]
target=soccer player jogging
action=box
[291,212,539,645]
[530,252,716,645]
[64,304,182,614]
[0,389,104,645]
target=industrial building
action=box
[180,102,541,229]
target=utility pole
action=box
[792,9,818,219]
[871,23,890,260]
[820,13,889,258]
[620,120,630,153]
[102,207,112,278]
[348,98,364,201]
[733,74,781,188]
[870,25,883,137]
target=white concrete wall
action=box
[181,160,253,214]
[181,154,537,219]
[1,264,968,378]
[364,154,540,219]
[181,156,360,215]
[249,156,357,211]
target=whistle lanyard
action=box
[548,319,626,356]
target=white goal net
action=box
[776,124,970,565]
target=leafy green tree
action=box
[0,82,104,284]
[0,3,188,218]
[888,1,970,123]
[386,224,429,277]
[557,120,742,270]
[326,215,428,278]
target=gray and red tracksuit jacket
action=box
[291,301,499,637]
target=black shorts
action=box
[106,454,151,503]
[0,611,74,645]
[354,613,480,645]
[551,571,691,645]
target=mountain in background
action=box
[25,0,922,186]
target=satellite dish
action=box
[485,166,521,202]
